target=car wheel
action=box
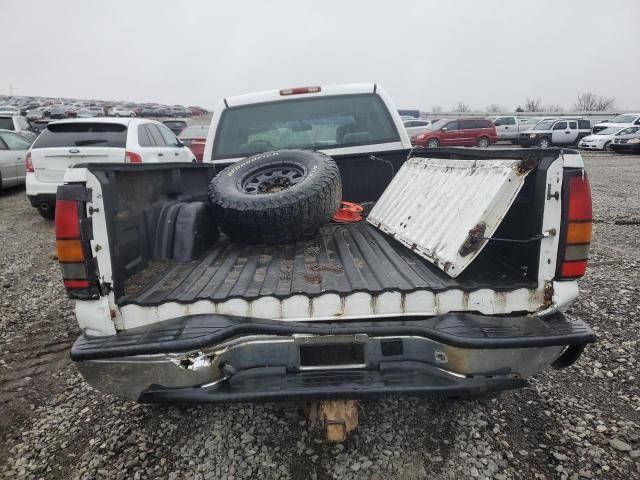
[427,139,440,148]
[115,113,120,117]
[477,136,490,148]
[208,149,342,244]
[37,204,55,220]
[603,141,612,151]
[538,137,551,148]
[130,113,135,117]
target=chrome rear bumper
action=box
[72,312,595,402]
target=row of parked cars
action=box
[402,113,640,152]
[0,115,210,217]
[0,96,209,123]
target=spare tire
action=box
[208,149,342,244]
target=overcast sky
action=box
[2,0,639,111]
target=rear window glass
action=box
[32,122,127,148]
[213,93,400,159]
[179,125,209,138]
[0,118,14,130]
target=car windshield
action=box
[32,122,127,148]
[532,120,555,130]
[212,93,399,159]
[618,126,640,136]
[179,125,209,138]
[609,114,637,123]
[596,127,623,135]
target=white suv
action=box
[108,107,136,117]
[26,118,195,218]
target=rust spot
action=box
[443,261,453,272]
[410,243,417,251]
[516,157,538,175]
[459,222,487,257]
[543,282,554,306]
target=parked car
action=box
[489,116,554,143]
[0,115,37,141]
[0,105,19,115]
[153,107,170,117]
[168,106,191,118]
[25,118,196,218]
[610,131,640,154]
[403,119,432,138]
[578,126,640,151]
[48,105,66,119]
[140,107,157,117]
[26,108,45,120]
[591,113,640,134]
[178,124,209,161]
[87,106,106,117]
[518,119,591,148]
[162,119,188,135]
[20,103,41,116]
[56,84,593,417]
[0,130,31,189]
[411,118,497,148]
[188,106,207,116]
[108,107,136,117]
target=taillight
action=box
[125,151,142,163]
[55,196,98,297]
[557,171,592,279]
[279,86,321,96]
[25,152,34,172]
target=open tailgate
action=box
[367,156,534,278]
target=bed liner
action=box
[120,222,535,308]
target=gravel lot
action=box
[1,152,639,480]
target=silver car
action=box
[0,129,31,189]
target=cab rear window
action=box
[32,123,127,148]
[212,94,400,159]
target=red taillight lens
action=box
[279,86,321,96]
[55,200,81,238]
[558,172,592,279]
[25,152,34,172]
[125,151,142,163]
[55,197,92,292]
[567,175,592,221]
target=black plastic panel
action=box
[138,362,526,403]
[70,311,595,361]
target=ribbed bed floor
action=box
[120,223,535,307]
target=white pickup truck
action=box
[55,84,594,409]
[489,116,550,143]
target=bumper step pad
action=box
[71,311,595,361]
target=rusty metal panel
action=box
[367,157,532,278]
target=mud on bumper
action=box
[71,312,595,403]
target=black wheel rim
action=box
[239,163,307,194]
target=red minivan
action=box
[412,118,498,148]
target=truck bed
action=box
[120,222,535,316]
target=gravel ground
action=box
[1,151,639,480]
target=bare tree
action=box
[574,92,615,111]
[453,102,471,113]
[524,97,542,112]
[542,104,564,113]
[485,104,504,113]
[431,105,443,114]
